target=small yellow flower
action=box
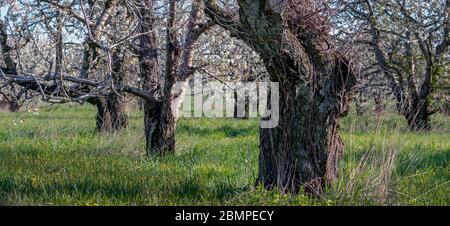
[84,201,99,206]
[31,177,38,187]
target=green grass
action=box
[0,104,448,205]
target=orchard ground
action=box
[0,104,448,205]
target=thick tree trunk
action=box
[94,98,111,132]
[143,101,161,156]
[205,0,356,195]
[257,81,346,195]
[89,47,128,133]
[142,0,178,156]
[9,101,20,112]
[402,64,431,131]
[137,0,170,157]
[144,99,176,156]
[138,1,176,156]
[0,20,16,75]
[143,66,192,156]
[89,95,128,133]
[404,97,430,131]
[0,100,20,112]
[137,0,207,156]
[105,93,128,131]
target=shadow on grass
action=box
[171,177,203,199]
[177,123,216,136]
[177,122,256,138]
[170,176,252,203]
[0,176,146,203]
[396,147,450,177]
[213,182,251,201]
[219,124,256,138]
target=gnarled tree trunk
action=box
[87,49,128,133]
[144,99,177,156]
[257,60,355,195]
[88,94,128,133]
[137,0,176,156]
[139,0,208,156]
[205,0,356,194]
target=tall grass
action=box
[0,104,448,205]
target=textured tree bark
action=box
[0,20,16,74]
[106,95,128,131]
[141,84,178,156]
[140,0,209,156]
[143,0,178,156]
[144,100,177,156]
[257,61,354,195]
[9,101,20,112]
[136,0,176,156]
[88,94,128,133]
[205,0,356,194]
[87,48,128,133]
[404,97,430,131]
[93,98,111,132]
[0,100,20,113]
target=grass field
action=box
[0,105,449,206]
